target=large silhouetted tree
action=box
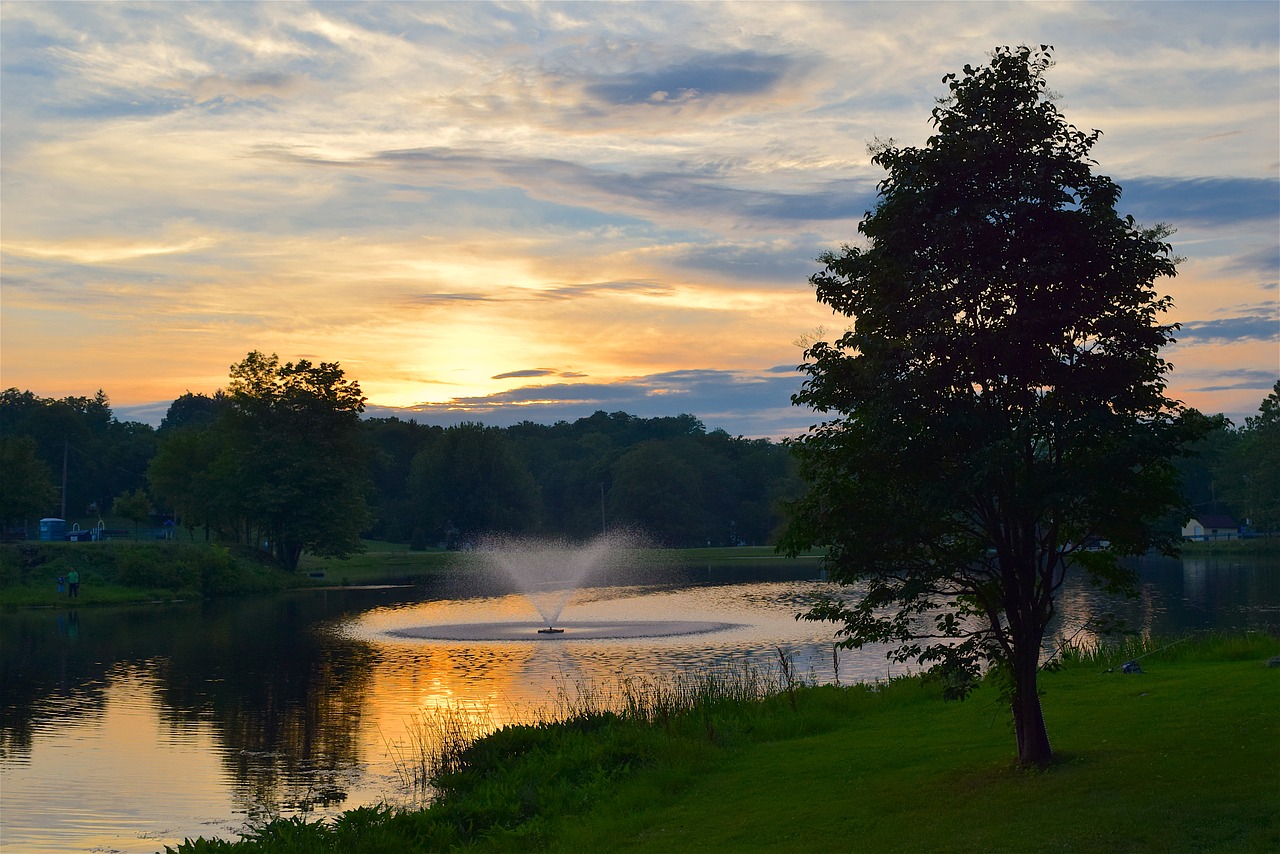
[781,46,1205,767]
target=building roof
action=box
[1193,514,1237,529]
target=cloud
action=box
[361,367,810,439]
[1175,309,1279,344]
[492,369,557,379]
[667,238,831,282]
[402,292,495,305]
[1120,177,1279,228]
[1223,244,1280,277]
[185,72,309,104]
[583,50,793,105]
[4,1,1277,441]
[276,146,873,228]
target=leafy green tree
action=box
[0,436,58,529]
[1174,412,1240,520]
[221,351,373,569]
[1217,382,1280,530]
[409,423,540,546]
[780,46,1204,767]
[157,391,227,435]
[149,424,226,541]
[0,388,155,519]
[362,417,442,543]
[112,488,153,536]
[609,440,707,545]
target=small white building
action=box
[1182,514,1239,541]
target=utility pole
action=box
[60,441,68,521]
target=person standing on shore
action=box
[67,569,79,598]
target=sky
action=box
[1,1,1277,438]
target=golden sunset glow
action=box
[2,2,1276,434]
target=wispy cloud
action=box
[582,50,795,105]
[1121,177,1279,228]
[360,366,808,439]
[1176,309,1279,344]
[3,1,1277,433]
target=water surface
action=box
[2,555,1275,852]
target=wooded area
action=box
[3,377,1274,557]
[0,356,803,558]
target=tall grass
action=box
[385,702,495,804]
[1054,629,1278,670]
[382,654,811,806]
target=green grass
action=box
[1180,537,1280,557]
[0,539,822,606]
[297,544,460,584]
[0,540,294,607]
[298,543,824,586]
[654,545,823,566]
[168,632,1280,853]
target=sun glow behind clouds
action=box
[1,1,1276,433]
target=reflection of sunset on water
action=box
[1,665,239,853]
[5,560,1276,852]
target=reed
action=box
[384,702,495,803]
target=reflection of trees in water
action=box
[1,606,145,759]
[1046,556,1280,654]
[150,595,379,817]
[0,591,384,814]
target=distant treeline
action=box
[3,374,1276,559]
[0,379,801,555]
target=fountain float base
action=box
[390,619,740,641]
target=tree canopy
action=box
[780,46,1206,767]
[0,436,58,527]
[147,352,373,569]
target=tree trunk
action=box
[1011,647,1052,767]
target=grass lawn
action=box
[557,638,1279,854]
[297,543,824,586]
[297,544,459,584]
[1180,538,1280,558]
[172,634,1280,853]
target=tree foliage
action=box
[0,388,155,520]
[0,436,58,527]
[112,488,153,534]
[3,388,801,552]
[780,46,1205,766]
[146,353,373,569]
[1217,381,1280,530]
[408,422,541,547]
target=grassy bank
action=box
[296,544,823,586]
[1180,537,1280,557]
[170,632,1280,853]
[0,540,819,608]
[297,543,459,585]
[0,540,304,607]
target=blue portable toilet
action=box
[39,518,67,541]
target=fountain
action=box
[387,532,741,641]
[480,533,623,632]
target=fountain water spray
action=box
[477,532,639,633]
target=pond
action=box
[2,554,1276,853]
